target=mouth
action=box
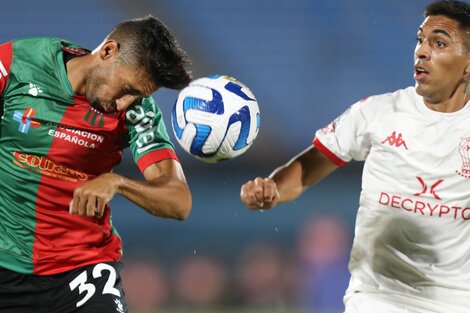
[414,65,430,81]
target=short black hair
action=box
[424,0,470,48]
[107,15,192,89]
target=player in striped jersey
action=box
[0,15,192,312]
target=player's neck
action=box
[423,81,470,113]
[66,54,94,96]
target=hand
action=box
[240,177,280,210]
[69,173,122,218]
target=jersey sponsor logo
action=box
[13,151,88,182]
[46,122,104,149]
[378,178,470,221]
[0,59,7,78]
[13,107,41,134]
[414,176,443,200]
[126,105,160,154]
[380,131,408,150]
[456,136,470,178]
[378,191,470,221]
[84,108,104,127]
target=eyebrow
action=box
[418,27,452,39]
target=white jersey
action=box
[314,86,470,313]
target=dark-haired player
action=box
[0,15,192,312]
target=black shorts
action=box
[0,262,128,313]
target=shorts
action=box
[0,262,128,313]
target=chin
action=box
[414,83,427,97]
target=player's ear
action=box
[463,53,470,81]
[465,64,470,82]
[99,40,119,61]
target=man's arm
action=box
[240,145,338,210]
[69,159,192,220]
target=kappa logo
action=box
[414,176,443,200]
[380,131,408,150]
[13,107,41,134]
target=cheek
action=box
[88,67,119,97]
[87,71,105,95]
[436,51,467,74]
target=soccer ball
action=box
[171,75,260,163]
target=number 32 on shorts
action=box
[69,263,121,307]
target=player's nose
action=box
[414,41,431,61]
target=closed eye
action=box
[123,86,142,97]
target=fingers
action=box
[86,195,97,217]
[240,177,279,210]
[259,178,277,202]
[95,198,105,218]
[69,191,106,218]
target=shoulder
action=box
[352,86,417,115]
[10,37,62,66]
[12,36,62,50]
[12,37,89,58]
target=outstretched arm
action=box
[240,146,338,210]
[69,159,192,220]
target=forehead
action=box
[419,15,463,38]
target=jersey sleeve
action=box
[313,98,373,165]
[125,97,179,173]
[0,41,13,96]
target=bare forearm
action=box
[269,161,304,203]
[241,146,337,210]
[117,174,192,220]
[270,147,338,203]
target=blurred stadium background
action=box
[0,0,431,312]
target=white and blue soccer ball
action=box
[171,75,260,163]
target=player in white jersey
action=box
[240,1,470,312]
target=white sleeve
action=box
[313,98,373,165]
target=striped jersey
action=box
[0,37,178,275]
